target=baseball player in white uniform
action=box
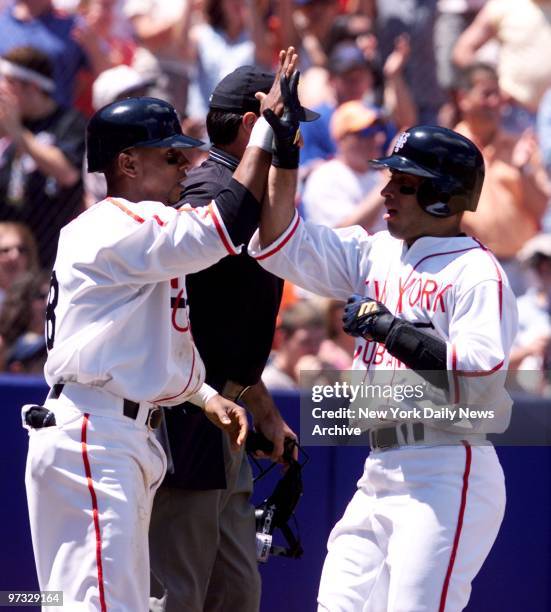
[249,125,518,611]
[22,47,300,612]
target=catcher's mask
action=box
[369,125,485,217]
[246,432,308,563]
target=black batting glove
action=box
[263,70,301,169]
[342,294,397,343]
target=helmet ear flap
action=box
[417,178,453,217]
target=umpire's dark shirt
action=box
[162,147,284,489]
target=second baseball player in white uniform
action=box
[22,47,300,612]
[249,126,518,611]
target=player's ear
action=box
[242,112,257,134]
[118,149,139,178]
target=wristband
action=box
[246,116,274,153]
[188,383,219,409]
[272,145,300,170]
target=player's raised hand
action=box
[203,394,248,450]
[256,46,298,118]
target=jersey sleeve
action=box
[247,211,374,300]
[446,277,518,406]
[82,197,242,283]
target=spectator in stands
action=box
[299,38,415,168]
[73,0,136,115]
[91,64,154,114]
[434,0,488,126]
[77,0,134,68]
[453,0,551,133]
[4,331,47,373]
[262,300,327,390]
[186,0,273,117]
[434,0,487,93]
[290,0,341,69]
[537,86,551,178]
[0,0,95,107]
[124,0,196,115]
[510,234,551,395]
[317,298,354,370]
[0,46,86,269]
[0,269,49,373]
[371,0,446,124]
[455,63,550,294]
[302,101,386,231]
[0,221,38,308]
[324,11,377,59]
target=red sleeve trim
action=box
[208,203,239,256]
[107,197,166,226]
[439,441,472,612]
[455,360,504,377]
[451,342,504,390]
[108,197,145,223]
[81,414,107,612]
[254,213,301,261]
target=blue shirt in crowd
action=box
[0,3,88,107]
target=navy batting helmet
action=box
[86,97,204,172]
[370,125,484,217]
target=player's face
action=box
[134,147,191,205]
[381,171,447,245]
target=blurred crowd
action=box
[1,0,551,394]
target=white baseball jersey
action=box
[249,212,519,612]
[26,194,243,611]
[249,211,518,432]
[45,196,240,405]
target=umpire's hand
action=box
[203,395,248,450]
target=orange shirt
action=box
[456,121,541,258]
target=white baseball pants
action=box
[317,443,505,612]
[24,388,167,612]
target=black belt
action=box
[369,423,425,450]
[48,384,162,429]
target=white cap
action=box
[92,65,155,111]
[518,233,551,264]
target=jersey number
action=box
[45,271,59,351]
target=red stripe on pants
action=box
[439,441,472,612]
[81,413,107,612]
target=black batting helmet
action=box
[370,125,484,217]
[86,97,204,172]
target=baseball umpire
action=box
[149,64,320,612]
[249,125,518,611]
[22,47,300,612]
